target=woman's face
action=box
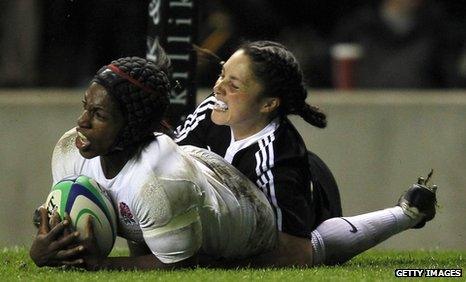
[212,50,275,140]
[75,82,125,159]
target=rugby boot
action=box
[398,171,438,229]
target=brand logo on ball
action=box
[46,195,58,216]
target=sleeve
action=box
[260,153,342,237]
[51,128,80,185]
[174,94,216,147]
[307,151,342,219]
[258,162,317,238]
[133,177,204,264]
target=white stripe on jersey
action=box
[267,135,275,168]
[255,139,264,176]
[255,134,276,175]
[176,97,215,135]
[255,137,268,175]
[267,170,282,231]
[256,179,269,197]
[255,150,262,176]
[174,96,216,142]
[175,114,207,142]
[254,132,282,231]
[260,138,268,173]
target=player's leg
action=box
[310,177,437,265]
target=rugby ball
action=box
[44,175,117,256]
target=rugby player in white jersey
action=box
[30,55,279,270]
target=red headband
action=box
[107,64,155,94]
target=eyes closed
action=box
[218,68,241,91]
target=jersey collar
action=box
[224,118,280,163]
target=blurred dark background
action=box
[0,0,464,89]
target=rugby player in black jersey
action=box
[175,41,438,266]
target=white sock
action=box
[310,206,420,265]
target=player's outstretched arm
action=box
[83,253,198,271]
[198,232,314,268]
[73,216,199,271]
[257,232,314,267]
[236,232,314,268]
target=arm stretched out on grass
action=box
[30,207,198,270]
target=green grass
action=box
[1,247,464,281]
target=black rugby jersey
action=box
[175,95,342,237]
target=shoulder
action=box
[228,118,307,180]
[306,149,339,185]
[140,134,189,173]
[174,95,216,139]
[246,117,307,160]
[271,118,308,162]
[146,133,179,154]
[138,134,206,196]
[53,128,78,158]
[258,119,310,186]
[51,128,81,184]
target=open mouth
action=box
[75,130,91,150]
[213,98,228,112]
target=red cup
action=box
[331,44,363,90]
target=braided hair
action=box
[92,56,171,150]
[240,41,327,128]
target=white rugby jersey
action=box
[51,129,277,263]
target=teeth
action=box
[77,131,88,141]
[213,99,228,111]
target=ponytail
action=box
[299,103,327,128]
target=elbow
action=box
[276,232,314,267]
[158,254,199,270]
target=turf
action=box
[1,247,464,281]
